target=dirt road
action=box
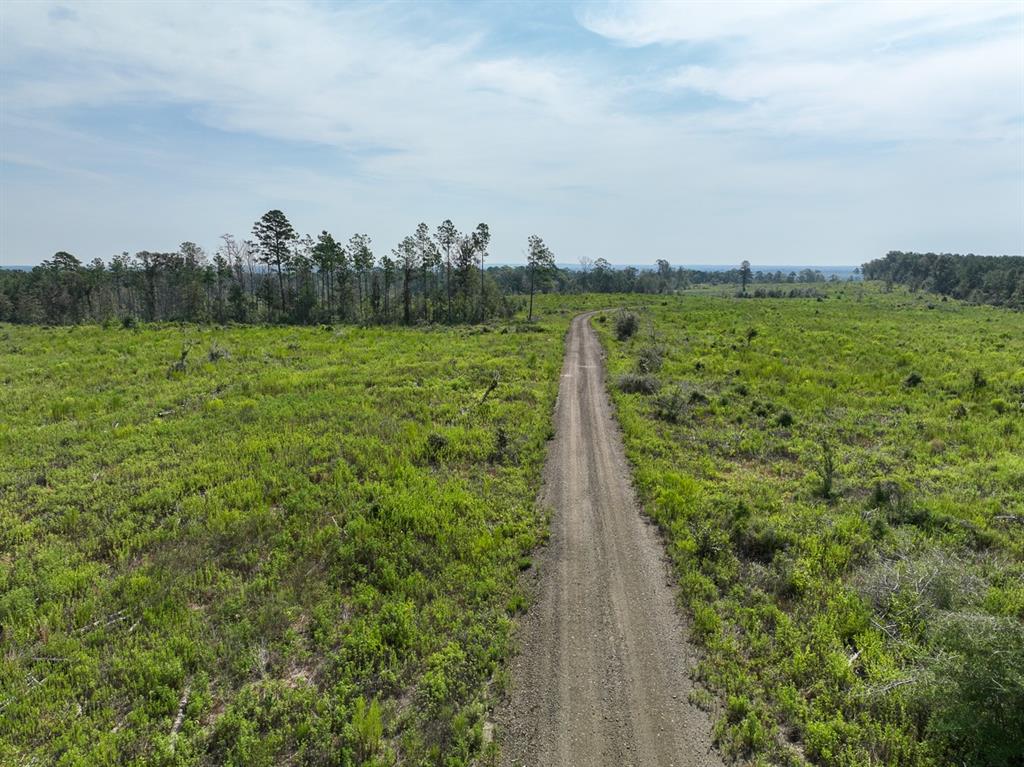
[496,312,721,767]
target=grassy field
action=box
[596,286,1024,766]
[0,318,566,766]
[3,288,1022,767]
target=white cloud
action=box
[583,1,1023,141]
[0,1,1021,265]
[579,1,1018,52]
[1,2,608,188]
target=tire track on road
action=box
[496,312,722,767]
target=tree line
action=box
[862,251,1024,309]
[0,206,852,326]
[0,210,557,326]
[489,257,834,298]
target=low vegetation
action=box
[0,318,565,766]
[596,287,1024,766]
[4,280,1021,766]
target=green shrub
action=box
[733,518,792,564]
[636,345,665,374]
[689,389,709,405]
[617,373,660,395]
[653,386,688,423]
[208,341,230,362]
[351,697,383,764]
[49,397,76,422]
[817,437,836,499]
[914,614,1024,766]
[614,311,639,341]
[425,431,448,463]
[490,426,515,463]
[167,345,191,376]
[870,479,930,525]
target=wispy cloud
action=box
[0,1,1021,265]
[578,1,1019,54]
[582,1,1023,140]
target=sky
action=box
[1,1,1022,268]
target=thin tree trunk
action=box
[446,251,452,323]
[403,268,411,325]
[422,263,429,321]
[528,265,535,321]
[479,254,485,323]
[276,258,285,311]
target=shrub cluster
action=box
[617,373,660,395]
[636,345,665,374]
[614,310,639,341]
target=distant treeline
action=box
[0,211,556,326]
[0,209,842,326]
[862,251,1024,309]
[491,259,835,297]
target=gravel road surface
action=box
[496,311,722,767]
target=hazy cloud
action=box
[584,1,1022,138]
[1,1,1021,265]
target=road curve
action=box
[496,312,722,767]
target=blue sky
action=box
[1,0,1022,267]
